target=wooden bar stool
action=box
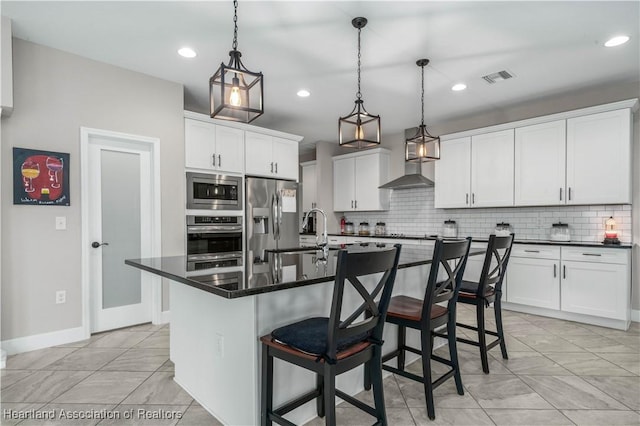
[456,234,514,374]
[381,238,471,421]
[260,244,401,426]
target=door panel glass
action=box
[101,150,141,309]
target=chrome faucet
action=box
[303,208,329,259]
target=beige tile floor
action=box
[1,305,639,425]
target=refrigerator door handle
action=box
[276,191,283,240]
[271,193,278,238]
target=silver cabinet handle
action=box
[275,163,278,174]
[270,162,274,173]
[466,193,469,205]
[560,188,563,201]
[524,250,540,253]
[472,193,475,204]
[568,187,572,201]
[563,265,566,279]
[218,154,221,167]
[355,200,357,209]
[212,154,216,167]
[554,264,557,278]
[582,253,602,257]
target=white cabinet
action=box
[515,120,566,206]
[470,129,514,207]
[245,131,299,181]
[507,245,561,309]
[185,118,244,174]
[434,137,471,208]
[435,131,513,209]
[332,149,390,212]
[299,235,317,247]
[561,248,630,321]
[301,161,317,211]
[566,109,632,205]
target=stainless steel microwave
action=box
[186,172,242,210]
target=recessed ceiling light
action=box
[178,47,197,58]
[604,35,630,47]
[451,83,467,92]
[297,89,311,97]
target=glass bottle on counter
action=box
[358,222,370,236]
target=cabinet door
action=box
[244,131,273,177]
[301,163,317,211]
[333,157,355,211]
[434,137,471,208]
[214,125,244,174]
[515,120,566,206]
[566,109,632,204]
[471,129,514,207]
[272,137,299,181]
[185,119,215,170]
[506,257,560,309]
[561,260,628,320]
[354,153,383,211]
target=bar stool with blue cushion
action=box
[456,233,514,374]
[381,238,471,421]
[260,244,401,426]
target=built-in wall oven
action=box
[186,215,243,271]
[186,172,242,210]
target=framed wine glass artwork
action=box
[13,147,70,206]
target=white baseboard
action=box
[1,326,87,356]
[632,309,640,323]
[159,310,171,325]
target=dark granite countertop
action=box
[126,243,484,299]
[327,233,632,249]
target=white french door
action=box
[82,128,160,333]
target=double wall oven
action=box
[186,215,243,271]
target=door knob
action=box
[91,242,109,248]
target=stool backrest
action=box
[476,234,515,298]
[422,238,472,323]
[326,244,402,360]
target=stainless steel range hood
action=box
[379,162,434,189]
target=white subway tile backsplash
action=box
[342,187,632,243]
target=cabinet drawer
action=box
[561,247,629,265]
[511,245,560,260]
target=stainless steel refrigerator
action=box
[245,177,300,266]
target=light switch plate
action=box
[55,216,66,230]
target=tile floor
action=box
[1,305,639,425]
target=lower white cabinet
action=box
[299,235,317,247]
[507,257,560,309]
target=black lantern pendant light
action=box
[405,59,440,161]
[210,0,264,123]
[339,17,381,149]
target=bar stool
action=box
[260,244,401,426]
[381,238,471,421]
[456,233,514,374]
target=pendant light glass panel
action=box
[405,59,440,161]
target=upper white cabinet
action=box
[471,129,514,207]
[301,161,317,211]
[436,100,636,208]
[435,130,513,208]
[434,137,471,208]
[515,120,566,206]
[185,118,244,174]
[333,148,390,212]
[566,109,632,205]
[245,131,299,181]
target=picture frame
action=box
[13,147,70,206]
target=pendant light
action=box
[210,0,264,123]
[405,59,440,161]
[339,17,381,149]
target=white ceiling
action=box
[3,1,639,154]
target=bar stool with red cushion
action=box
[381,238,472,421]
[260,244,401,426]
[456,233,514,374]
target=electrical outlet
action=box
[55,216,67,230]
[214,333,224,358]
[55,290,66,304]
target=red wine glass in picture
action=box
[21,160,40,193]
[46,156,63,189]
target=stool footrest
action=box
[273,388,320,417]
[268,412,297,426]
[335,389,377,417]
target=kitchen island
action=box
[126,243,477,425]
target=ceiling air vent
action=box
[482,70,515,84]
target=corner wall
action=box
[1,39,184,342]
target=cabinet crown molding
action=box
[441,98,638,141]
[332,147,390,161]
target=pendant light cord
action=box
[356,27,362,100]
[232,0,239,51]
[420,63,425,127]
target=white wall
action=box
[1,39,184,341]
